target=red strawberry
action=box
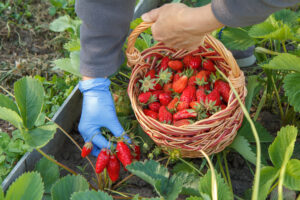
[95,149,110,174]
[133,145,141,161]
[152,81,162,91]
[189,56,202,69]
[145,69,156,79]
[143,109,158,120]
[177,101,189,111]
[214,80,230,103]
[159,92,172,106]
[81,142,93,158]
[206,89,221,106]
[116,141,132,170]
[163,83,173,94]
[196,89,206,103]
[138,92,152,104]
[152,90,163,100]
[173,72,181,82]
[167,97,179,112]
[158,106,173,124]
[149,102,161,112]
[107,154,120,182]
[198,84,210,92]
[190,101,199,109]
[173,109,197,121]
[168,60,183,71]
[173,75,188,93]
[183,54,193,66]
[180,85,196,105]
[174,119,192,127]
[203,59,216,72]
[196,70,208,83]
[188,76,197,86]
[220,104,227,110]
[159,56,170,71]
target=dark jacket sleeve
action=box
[211,0,299,27]
[75,0,135,78]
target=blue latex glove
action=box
[78,78,130,156]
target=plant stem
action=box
[0,85,14,97]
[254,88,267,121]
[268,181,278,195]
[165,157,170,168]
[113,174,134,190]
[223,151,233,195]
[255,47,280,56]
[282,41,287,53]
[271,76,284,121]
[217,154,228,184]
[178,157,203,176]
[118,71,131,79]
[245,160,255,176]
[216,68,261,200]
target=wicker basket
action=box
[126,22,247,158]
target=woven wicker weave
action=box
[126,22,246,158]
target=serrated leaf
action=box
[269,125,298,168]
[64,38,80,52]
[262,53,300,72]
[71,190,113,200]
[172,162,197,174]
[0,107,23,129]
[0,94,19,114]
[284,159,300,190]
[53,58,81,77]
[220,27,255,50]
[230,135,256,165]
[14,77,44,129]
[283,73,300,112]
[159,174,183,200]
[238,120,273,143]
[274,9,298,26]
[245,75,262,112]
[5,172,44,200]
[51,175,89,200]
[49,15,72,32]
[199,170,233,200]
[177,172,200,196]
[258,166,280,200]
[35,157,60,193]
[23,124,57,148]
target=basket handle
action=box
[126,22,153,68]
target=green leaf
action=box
[159,174,183,200]
[71,190,113,200]
[35,157,60,193]
[14,77,44,129]
[199,170,233,200]
[177,172,200,196]
[268,125,298,168]
[245,75,262,112]
[230,135,256,165]
[284,159,300,190]
[5,172,44,200]
[64,38,80,52]
[186,197,203,200]
[238,120,273,143]
[53,57,81,77]
[258,166,280,200]
[283,73,300,112]
[51,175,89,200]
[262,53,300,72]
[0,107,23,128]
[274,9,298,26]
[220,27,255,50]
[0,186,4,200]
[0,94,19,114]
[172,162,197,174]
[23,124,57,148]
[49,15,73,32]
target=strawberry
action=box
[143,109,158,120]
[139,76,156,92]
[176,101,189,111]
[198,84,210,92]
[196,70,208,83]
[138,92,152,104]
[145,69,156,79]
[168,60,183,71]
[163,83,173,94]
[158,106,173,124]
[81,142,93,158]
[167,97,179,112]
[152,90,164,100]
[133,145,141,161]
[172,75,188,93]
[196,89,207,103]
[220,104,227,110]
[152,80,162,91]
[190,101,200,110]
[188,76,197,86]
[189,56,202,69]
[107,154,120,182]
[159,56,170,71]
[214,80,230,103]
[173,109,197,121]
[203,59,216,72]
[159,92,172,106]
[183,54,193,66]
[174,119,192,127]
[180,85,196,105]
[206,89,221,106]
[173,71,182,82]
[158,69,172,84]
[95,149,110,174]
[116,141,132,170]
[149,102,161,112]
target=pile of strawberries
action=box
[81,141,140,182]
[138,54,230,126]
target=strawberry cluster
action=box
[81,141,140,182]
[138,54,230,126]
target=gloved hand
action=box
[78,78,130,157]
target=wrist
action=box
[79,77,111,93]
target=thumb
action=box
[141,7,161,22]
